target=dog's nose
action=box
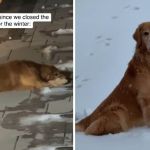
[61,70,72,83]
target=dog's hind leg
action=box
[85,108,129,135]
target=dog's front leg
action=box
[138,96,150,126]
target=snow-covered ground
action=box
[76,0,150,149]
[76,127,150,150]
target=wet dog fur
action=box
[0,60,69,92]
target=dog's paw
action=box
[48,78,68,87]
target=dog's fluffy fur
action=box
[76,22,150,135]
[0,60,69,92]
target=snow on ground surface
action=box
[42,45,73,63]
[29,145,73,150]
[42,45,58,60]
[76,0,150,149]
[56,60,73,71]
[59,4,72,8]
[39,87,52,95]
[52,29,73,36]
[76,127,150,150]
[20,114,72,126]
[37,87,72,96]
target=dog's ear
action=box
[133,24,143,48]
[40,66,52,81]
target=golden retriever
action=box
[76,22,150,135]
[0,60,70,92]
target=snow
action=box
[41,45,73,71]
[59,4,72,8]
[29,146,56,150]
[29,146,72,150]
[76,0,150,149]
[56,60,73,71]
[20,113,72,126]
[51,29,73,36]
[39,87,52,95]
[42,45,58,60]
[35,86,72,101]
[41,5,45,9]
[54,3,58,7]
[8,36,12,40]
[38,87,72,97]
[76,127,150,150]
[20,114,65,126]
[42,45,72,61]
[42,46,58,53]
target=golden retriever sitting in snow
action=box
[76,22,150,135]
[0,60,70,92]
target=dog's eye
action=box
[143,31,149,36]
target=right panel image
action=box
[76,0,150,150]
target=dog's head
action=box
[40,64,71,87]
[133,22,150,52]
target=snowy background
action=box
[76,0,150,150]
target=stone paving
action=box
[0,0,73,150]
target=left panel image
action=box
[0,0,73,150]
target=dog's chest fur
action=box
[136,71,150,99]
[134,58,150,94]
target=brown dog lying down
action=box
[76,22,150,135]
[0,60,70,92]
